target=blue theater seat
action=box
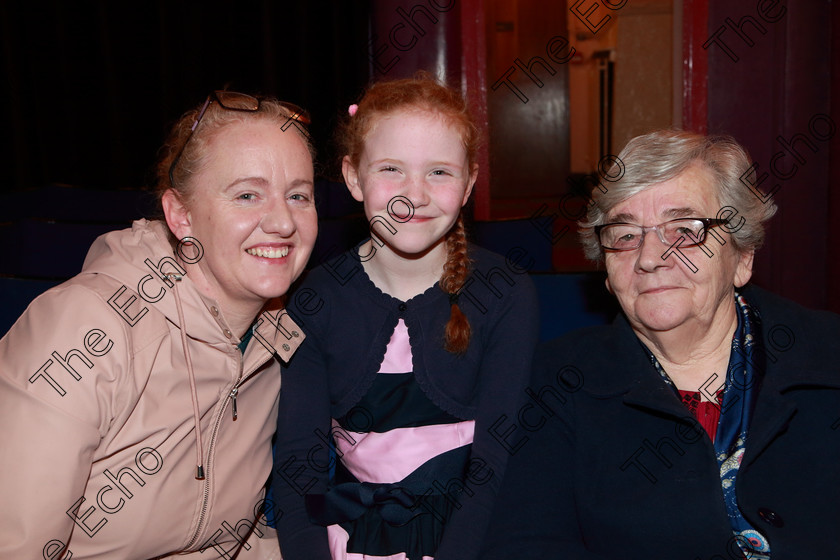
[0,219,129,279]
[0,184,156,222]
[0,187,618,343]
[470,218,554,273]
[530,272,619,341]
[0,184,151,336]
[309,217,371,269]
[0,277,62,336]
[314,179,363,219]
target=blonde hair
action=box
[155,94,314,209]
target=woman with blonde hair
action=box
[0,90,317,558]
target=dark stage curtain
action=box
[0,1,371,193]
[706,0,839,312]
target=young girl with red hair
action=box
[272,73,539,560]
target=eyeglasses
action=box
[595,218,728,251]
[167,90,311,187]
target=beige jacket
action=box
[0,219,302,559]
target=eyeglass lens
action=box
[214,91,260,111]
[601,219,707,250]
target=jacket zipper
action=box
[230,387,239,420]
[183,352,245,550]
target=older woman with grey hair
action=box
[482,130,840,559]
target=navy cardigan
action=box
[272,244,539,560]
[482,285,840,559]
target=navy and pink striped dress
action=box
[325,318,475,559]
[272,245,540,560]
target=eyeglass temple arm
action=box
[168,96,214,186]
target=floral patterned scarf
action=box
[642,292,771,559]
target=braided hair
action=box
[340,72,479,353]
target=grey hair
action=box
[579,129,778,261]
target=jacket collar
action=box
[564,314,694,419]
[82,220,228,345]
[737,285,840,465]
[588,285,840,460]
[250,301,305,365]
[82,220,304,363]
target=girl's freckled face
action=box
[345,110,475,259]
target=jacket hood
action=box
[82,219,234,346]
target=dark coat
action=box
[481,285,840,560]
